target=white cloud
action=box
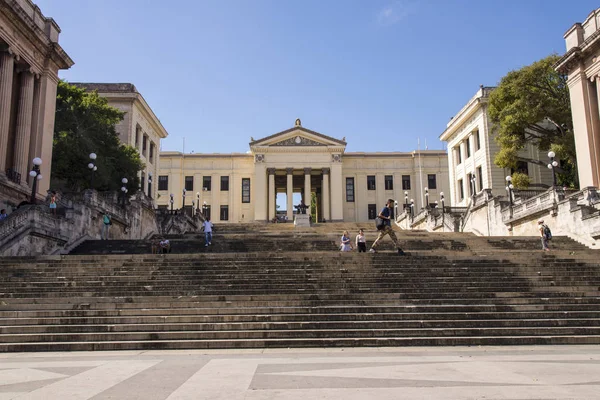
[377,1,418,26]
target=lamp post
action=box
[147,172,152,199]
[410,198,414,222]
[196,192,200,214]
[434,200,438,208]
[547,151,558,187]
[182,188,186,211]
[191,200,195,216]
[169,193,174,214]
[29,157,42,204]
[440,192,445,232]
[202,200,208,218]
[121,177,128,208]
[505,175,514,207]
[424,187,429,209]
[470,174,477,197]
[394,200,398,221]
[404,191,408,212]
[88,153,97,189]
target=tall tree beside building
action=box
[488,54,578,187]
[51,81,143,192]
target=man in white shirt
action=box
[203,217,214,247]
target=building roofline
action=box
[439,86,494,141]
[250,125,346,146]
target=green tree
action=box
[488,55,578,187]
[51,81,144,192]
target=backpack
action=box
[375,217,385,231]
[543,224,552,240]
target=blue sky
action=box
[37,0,598,155]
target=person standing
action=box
[356,229,367,253]
[203,217,213,247]
[0,209,7,221]
[538,219,551,251]
[101,213,111,240]
[49,191,57,215]
[370,199,406,255]
[340,230,352,252]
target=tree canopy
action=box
[488,54,578,187]
[51,81,143,193]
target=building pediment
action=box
[250,122,346,148]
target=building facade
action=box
[0,0,73,209]
[157,120,448,223]
[440,86,553,206]
[556,8,600,188]
[72,83,169,199]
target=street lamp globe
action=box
[547,164,553,169]
[509,184,514,190]
[93,166,97,171]
[552,161,558,167]
[548,151,556,159]
[505,175,512,182]
[29,170,37,177]
[32,157,42,166]
[36,174,42,180]
[121,186,126,192]
[89,153,97,160]
[122,178,128,184]
[88,163,94,169]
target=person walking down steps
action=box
[203,217,214,247]
[370,198,406,255]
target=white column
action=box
[268,168,276,221]
[286,168,293,221]
[0,50,15,171]
[322,168,330,221]
[330,163,344,221]
[13,69,35,180]
[304,167,311,206]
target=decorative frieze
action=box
[331,154,342,163]
[272,136,325,146]
[254,154,265,163]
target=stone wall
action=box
[398,187,600,249]
[0,190,160,256]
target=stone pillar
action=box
[322,168,330,221]
[286,168,294,221]
[27,74,41,180]
[304,167,311,206]
[254,163,267,221]
[0,50,15,172]
[268,168,276,221]
[330,163,344,221]
[13,69,35,180]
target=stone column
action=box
[0,50,15,172]
[13,69,35,180]
[286,168,294,221]
[304,167,311,206]
[268,168,276,221]
[330,163,344,221]
[253,163,267,221]
[322,168,330,221]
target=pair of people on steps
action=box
[339,229,367,253]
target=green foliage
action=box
[52,81,144,192]
[510,172,531,189]
[310,192,317,222]
[488,54,578,187]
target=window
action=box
[456,146,462,164]
[402,175,411,190]
[346,178,355,202]
[368,204,377,220]
[512,161,529,176]
[242,178,251,203]
[158,176,168,191]
[135,125,140,147]
[367,175,376,190]
[149,142,155,164]
[142,135,147,156]
[477,166,483,191]
[458,179,464,201]
[427,174,437,190]
[467,173,474,196]
[466,138,471,158]
[141,172,145,194]
[220,205,229,221]
[185,176,194,191]
[384,175,393,190]
[220,176,229,191]
[475,129,481,150]
[203,176,211,191]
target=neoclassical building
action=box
[157,120,448,223]
[0,0,73,208]
[440,86,554,206]
[72,83,169,199]
[556,8,600,188]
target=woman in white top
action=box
[355,229,367,252]
[340,230,352,252]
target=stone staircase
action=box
[0,224,599,351]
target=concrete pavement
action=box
[1,345,600,399]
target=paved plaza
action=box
[0,346,599,399]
